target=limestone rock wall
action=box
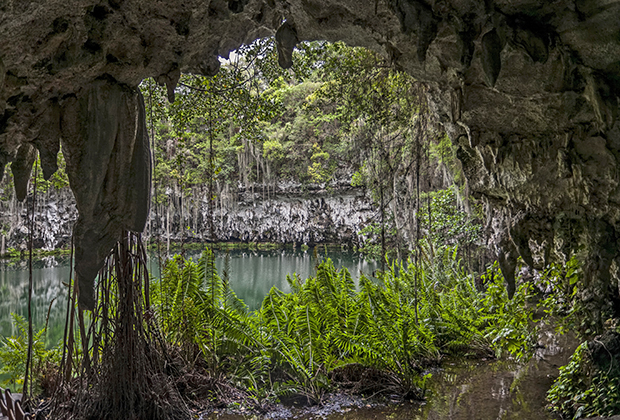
[210,192,372,245]
[1,182,375,250]
[163,182,374,245]
[0,188,77,253]
[2,0,620,314]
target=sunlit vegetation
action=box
[0,246,536,408]
[140,38,468,259]
[146,246,535,405]
[1,36,617,419]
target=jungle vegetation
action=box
[0,38,619,419]
[139,37,479,259]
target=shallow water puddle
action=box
[323,325,578,420]
[204,324,578,420]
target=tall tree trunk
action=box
[380,181,385,273]
[166,204,170,254]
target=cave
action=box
[2,0,620,400]
[4,0,617,312]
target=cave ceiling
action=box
[2,0,620,310]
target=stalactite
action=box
[60,78,151,310]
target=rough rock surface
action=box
[210,191,372,245]
[588,330,620,373]
[0,188,77,252]
[60,78,151,309]
[1,182,374,249]
[2,0,620,314]
[200,182,373,245]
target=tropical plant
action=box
[0,313,61,393]
[151,248,261,373]
[547,340,620,418]
[418,188,482,250]
[538,255,605,339]
[149,246,536,406]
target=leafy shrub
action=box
[418,188,482,249]
[152,246,537,406]
[150,248,252,369]
[0,313,61,393]
[539,255,612,339]
[479,262,536,361]
[547,338,620,418]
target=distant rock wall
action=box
[0,188,77,253]
[1,181,375,251]
[149,179,375,246]
[212,193,372,244]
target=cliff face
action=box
[210,183,374,245]
[1,182,374,249]
[0,188,77,253]
[2,0,620,310]
[150,180,375,245]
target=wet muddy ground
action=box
[200,322,578,420]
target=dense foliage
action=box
[2,37,610,418]
[0,314,60,392]
[540,256,620,418]
[140,38,471,256]
[0,38,479,261]
[547,339,620,418]
[147,247,535,405]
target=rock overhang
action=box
[1,0,620,312]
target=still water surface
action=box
[207,323,576,420]
[0,250,575,419]
[319,325,575,420]
[0,249,379,347]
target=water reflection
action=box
[321,323,576,420]
[1,251,577,419]
[148,249,379,310]
[0,248,379,344]
[0,255,70,348]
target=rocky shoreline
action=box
[0,179,376,254]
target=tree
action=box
[141,41,280,246]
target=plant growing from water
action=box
[145,245,537,407]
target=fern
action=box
[0,314,61,392]
[149,246,536,404]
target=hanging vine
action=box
[23,156,38,402]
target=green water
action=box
[0,256,72,349]
[0,249,379,346]
[0,251,576,419]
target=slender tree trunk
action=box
[208,95,215,242]
[179,183,184,255]
[380,181,385,273]
[24,158,39,400]
[414,137,421,325]
[426,136,434,260]
[392,174,403,263]
[61,235,74,382]
[166,204,170,254]
[64,278,77,382]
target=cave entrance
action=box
[4,37,482,420]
